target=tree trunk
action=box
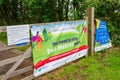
[65,0,69,21]
[57,0,64,21]
[11,0,18,23]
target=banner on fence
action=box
[7,25,30,46]
[95,19,112,52]
[31,21,88,77]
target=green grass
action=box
[0,32,7,43]
[37,48,120,80]
[16,44,30,52]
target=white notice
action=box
[7,25,30,45]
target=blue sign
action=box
[95,19,112,52]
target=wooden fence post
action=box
[86,7,95,56]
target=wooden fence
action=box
[0,7,94,80]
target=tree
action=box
[42,28,49,41]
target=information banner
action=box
[95,19,112,52]
[7,25,30,46]
[31,21,88,77]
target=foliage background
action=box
[0,0,120,46]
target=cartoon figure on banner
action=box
[32,31,44,57]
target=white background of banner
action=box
[34,49,87,77]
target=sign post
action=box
[86,7,95,56]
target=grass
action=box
[0,32,7,43]
[16,44,30,52]
[37,47,120,80]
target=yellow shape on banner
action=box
[96,19,100,29]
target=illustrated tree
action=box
[42,28,49,41]
[76,22,84,34]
